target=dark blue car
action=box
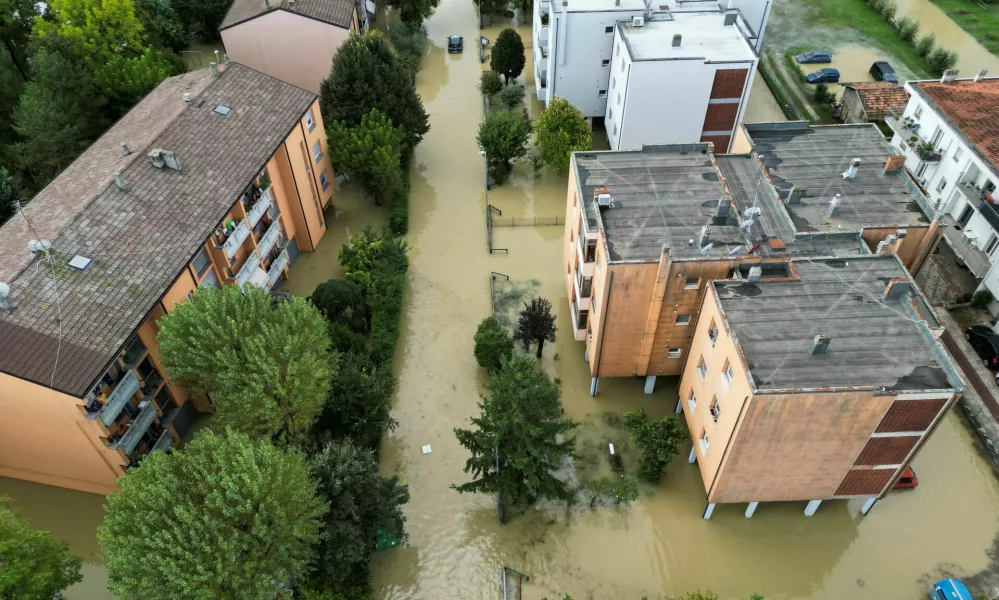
[795,50,832,64]
[870,61,898,82]
[805,68,840,83]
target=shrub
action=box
[928,47,958,75]
[388,166,411,236]
[310,278,369,333]
[474,317,514,372]
[328,321,367,355]
[916,33,936,57]
[623,409,685,483]
[814,83,834,104]
[869,0,886,13]
[973,289,994,308]
[896,16,919,42]
[479,70,503,96]
[499,85,526,112]
[879,0,897,21]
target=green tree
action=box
[310,278,370,332]
[0,497,83,600]
[96,46,178,115]
[34,0,147,64]
[0,0,38,80]
[479,70,503,97]
[388,21,428,79]
[916,32,935,58]
[315,352,396,448]
[453,354,576,511]
[320,31,430,159]
[0,167,15,225]
[586,475,639,508]
[311,439,409,591]
[896,16,918,42]
[170,0,231,38]
[927,47,958,75]
[474,316,513,373]
[623,409,685,483]
[99,430,327,600]
[12,42,107,188]
[328,321,368,355]
[477,112,531,184]
[499,85,525,113]
[329,108,405,206]
[136,0,188,51]
[535,96,591,173]
[394,0,439,24]
[513,297,556,358]
[490,28,525,84]
[157,285,333,445]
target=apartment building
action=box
[0,62,336,494]
[885,73,999,313]
[221,0,365,94]
[563,122,941,396]
[604,12,757,152]
[533,0,769,122]
[680,254,962,518]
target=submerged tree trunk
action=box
[536,338,544,358]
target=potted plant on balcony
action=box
[540,13,549,25]
[917,141,941,161]
[258,172,271,191]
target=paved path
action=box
[765,49,820,122]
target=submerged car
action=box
[795,50,832,64]
[870,60,898,82]
[447,35,463,53]
[965,325,999,369]
[805,68,840,83]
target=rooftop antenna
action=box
[728,245,743,255]
[700,243,714,254]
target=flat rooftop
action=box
[714,256,960,391]
[562,0,646,13]
[741,123,932,233]
[574,146,758,261]
[619,12,755,62]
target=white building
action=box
[532,0,769,122]
[604,12,757,152]
[886,72,999,311]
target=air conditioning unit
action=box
[632,16,644,27]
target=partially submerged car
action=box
[805,68,840,83]
[795,50,832,64]
[447,35,463,53]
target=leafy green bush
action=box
[499,85,525,112]
[879,0,897,21]
[916,33,936,57]
[814,83,834,104]
[896,16,919,42]
[927,47,958,75]
[315,352,397,448]
[972,289,994,308]
[329,321,368,355]
[479,70,503,96]
[623,409,685,483]
[474,316,514,372]
[388,166,411,236]
[310,278,369,332]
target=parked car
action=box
[931,578,972,600]
[447,35,463,53]
[965,325,999,368]
[870,60,898,82]
[795,50,832,64]
[805,68,840,84]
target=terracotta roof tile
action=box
[916,79,999,170]
[842,82,909,121]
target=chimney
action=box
[876,234,898,255]
[287,0,296,9]
[715,197,731,218]
[810,335,831,355]
[697,225,710,247]
[672,34,682,47]
[148,149,183,172]
[113,168,129,191]
[787,186,804,205]
[183,92,194,102]
[883,155,906,175]
[841,158,861,180]
[975,68,988,82]
[941,69,959,83]
[884,278,912,300]
[120,142,130,156]
[746,265,762,282]
[724,12,737,26]
[827,193,841,217]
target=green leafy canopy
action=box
[536,97,592,173]
[0,497,83,600]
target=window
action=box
[696,357,707,381]
[620,58,625,70]
[699,430,710,453]
[915,162,929,178]
[598,89,607,98]
[617,92,622,106]
[592,291,598,315]
[312,140,323,163]
[608,108,613,121]
[721,360,734,389]
[200,269,219,290]
[319,171,330,191]
[937,177,947,192]
[601,59,610,67]
[613,124,618,136]
[605,25,614,34]
[708,320,719,347]
[710,397,720,422]
[953,147,963,163]
[191,246,212,277]
[685,276,700,290]
[676,314,690,326]
[305,109,316,133]
[913,104,923,119]
[668,348,682,359]
[986,234,999,256]
[687,391,697,412]
[930,126,944,146]
[612,76,616,88]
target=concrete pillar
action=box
[688,446,697,464]
[702,503,716,520]
[804,500,822,516]
[861,497,877,515]
[745,501,759,518]
[644,375,656,394]
[590,376,599,396]
[675,398,683,414]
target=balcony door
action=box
[959,204,975,227]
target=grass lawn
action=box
[794,0,932,78]
[781,49,837,124]
[931,0,999,56]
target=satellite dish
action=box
[700,243,714,254]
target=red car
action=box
[894,467,918,489]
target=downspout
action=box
[591,272,614,393]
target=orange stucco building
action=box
[0,62,336,494]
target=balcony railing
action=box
[222,219,251,259]
[268,247,290,287]
[116,401,158,454]
[884,106,908,135]
[247,189,271,228]
[98,370,140,426]
[258,222,282,258]
[235,250,262,288]
[152,429,174,453]
[942,215,991,278]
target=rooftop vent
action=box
[594,186,614,207]
[120,142,130,156]
[810,334,831,355]
[672,33,681,47]
[941,69,959,83]
[214,105,233,116]
[715,197,731,218]
[746,265,762,282]
[113,168,129,191]
[827,193,841,217]
[183,92,194,102]
[697,225,710,247]
[148,149,183,171]
[633,15,644,27]
[724,12,737,26]
[68,255,93,270]
[841,158,861,180]
[975,68,989,82]
[0,281,9,312]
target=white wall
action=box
[727,0,771,50]
[619,60,715,149]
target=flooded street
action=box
[893,0,999,75]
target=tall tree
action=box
[315,352,396,448]
[0,47,24,170]
[623,409,685,483]
[453,354,576,511]
[393,0,439,25]
[536,97,592,173]
[477,112,531,184]
[328,108,405,206]
[11,41,108,190]
[490,28,525,84]
[309,278,370,333]
[135,0,189,52]
[0,497,83,600]
[474,316,513,373]
[99,430,327,600]
[320,31,429,159]
[513,297,556,358]
[310,439,409,592]
[0,167,15,225]
[0,0,37,80]
[157,285,334,445]
[96,46,178,115]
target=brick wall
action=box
[709,69,748,99]
[702,103,739,133]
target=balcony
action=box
[884,106,908,136]
[268,247,290,287]
[570,300,588,341]
[97,369,140,426]
[577,238,595,277]
[573,270,592,310]
[247,189,271,228]
[942,215,992,278]
[221,219,251,259]
[115,400,157,455]
[235,250,263,288]
[152,429,175,453]
[258,221,283,258]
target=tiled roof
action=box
[220,0,354,30]
[842,81,909,121]
[916,78,999,172]
[0,70,216,283]
[0,63,316,397]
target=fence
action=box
[501,566,530,600]
[490,215,563,227]
[487,205,508,253]
[757,53,806,122]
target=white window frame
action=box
[687,391,697,412]
[685,276,700,290]
[668,348,682,359]
[676,314,690,326]
[986,234,999,256]
[604,25,614,34]
[710,397,720,422]
[708,321,719,347]
[721,360,734,389]
[913,104,923,119]
[697,358,707,382]
[937,177,948,192]
[915,162,929,178]
[305,109,316,133]
[953,147,963,163]
[319,171,330,191]
[699,431,709,453]
[598,89,607,98]
[601,59,610,67]
[312,140,323,163]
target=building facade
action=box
[0,62,336,494]
[604,13,757,152]
[220,0,363,94]
[886,74,999,313]
[679,255,962,518]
